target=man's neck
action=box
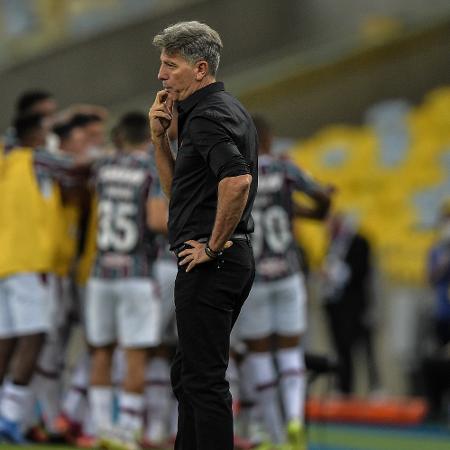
[179,76,216,101]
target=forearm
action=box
[153,134,175,198]
[208,175,251,252]
[293,201,329,220]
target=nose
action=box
[158,64,167,81]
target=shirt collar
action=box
[177,81,224,115]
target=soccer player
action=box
[235,116,332,450]
[85,112,167,449]
[3,90,58,151]
[0,113,83,443]
[32,118,90,438]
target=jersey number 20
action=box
[252,205,292,258]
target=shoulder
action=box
[194,90,249,122]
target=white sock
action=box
[62,353,90,423]
[0,382,31,422]
[237,357,260,442]
[119,391,144,435]
[276,347,306,423]
[247,352,284,444]
[89,386,113,435]
[145,358,171,442]
[226,356,240,418]
[82,405,95,437]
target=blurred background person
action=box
[31,116,90,440]
[321,212,381,396]
[235,115,332,449]
[421,200,450,423]
[0,110,88,443]
[85,111,167,450]
[0,113,53,444]
[2,89,58,150]
[427,200,450,350]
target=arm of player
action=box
[146,196,168,234]
[149,90,175,198]
[293,186,334,220]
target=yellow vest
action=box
[0,148,60,277]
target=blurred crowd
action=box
[0,89,449,450]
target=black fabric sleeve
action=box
[190,117,250,180]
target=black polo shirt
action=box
[168,81,258,249]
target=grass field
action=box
[1,423,449,450]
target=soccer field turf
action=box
[1,423,449,450]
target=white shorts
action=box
[0,273,50,337]
[85,277,161,348]
[236,273,307,340]
[154,259,177,343]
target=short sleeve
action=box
[190,117,250,180]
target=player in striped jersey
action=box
[31,117,91,440]
[85,112,167,449]
[235,116,333,450]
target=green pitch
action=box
[1,423,449,450]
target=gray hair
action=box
[153,21,223,76]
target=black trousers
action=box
[171,240,255,450]
[325,301,379,394]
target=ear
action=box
[195,60,208,80]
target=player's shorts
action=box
[0,273,50,337]
[85,277,161,348]
[154,258,177,343]
[236,272,307,340]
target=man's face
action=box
[158,50,202,101]
[62,127,88,155]
[85,121,106,148]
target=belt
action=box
[173,233,250,255]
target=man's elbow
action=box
[230,174,252,195]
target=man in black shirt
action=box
[149,21,257,450]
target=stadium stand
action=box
[291,86,450,285]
